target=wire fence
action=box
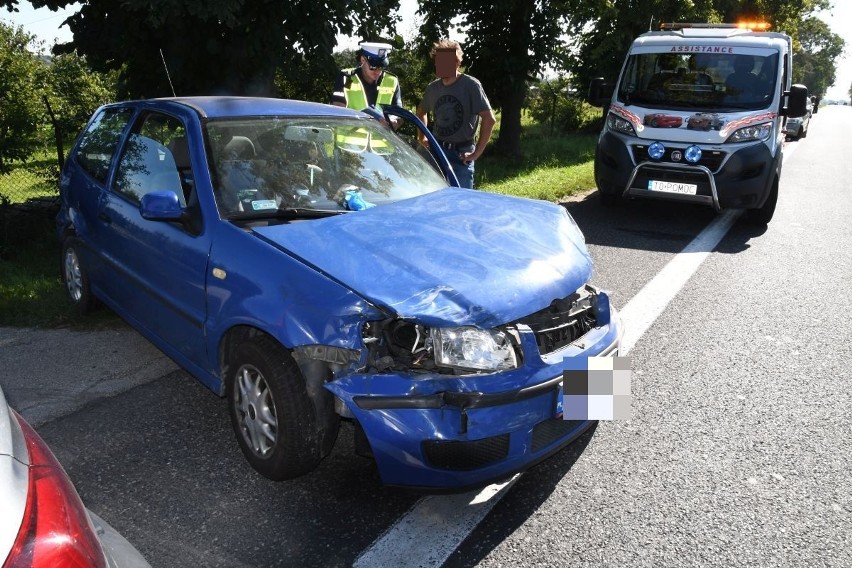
[0,163,61,250]
[0,163,59,205]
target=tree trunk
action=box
[494,81,526,159]
[42,95,65,168]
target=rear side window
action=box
[74,107,134,183]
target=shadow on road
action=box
[564,190,767,255]
[442,423,599,567]
[38,372,420,568]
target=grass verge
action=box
[477,125,597,201]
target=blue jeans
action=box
[445,146,476,189]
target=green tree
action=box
[712,0,830,38]
[415,0,576,159]
[560,1,717,102]
[792,16,844,97]
[40,51,115,167]
[0,21,42,173]
[562,0,835,96]
[381,38,433,112]
[23,0,401,100]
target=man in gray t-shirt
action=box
[417,39,496,189]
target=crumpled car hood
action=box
[252,188,592,328]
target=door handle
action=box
[97,212,112,224]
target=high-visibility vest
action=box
[343,70,399,110]
[335,126,394,154]
[336,71,398,154]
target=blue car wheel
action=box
[61,236,98,315]
[226,335,339,480]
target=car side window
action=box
[114,134,184,204]
[73,107,134,183]
[113,112,190,206]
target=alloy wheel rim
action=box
[235,365,278,458]
[64,248,83,302]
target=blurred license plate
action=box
[648,180,697,195]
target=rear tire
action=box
[61,236,97,315]
[227,335,339,480]
[746,178,778,226]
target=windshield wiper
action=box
[226,207,346,221]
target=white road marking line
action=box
[355,209,741,567]
[353,475,519,568]
[618,208,741,355]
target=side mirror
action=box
[141,190,184,221]
[587,77,615,107]
[785,84,809,118]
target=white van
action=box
[588,23,809,225]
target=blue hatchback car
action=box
[57,97,622,489]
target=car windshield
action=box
[617,49,779,111]
[206,116,448,218]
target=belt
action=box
[439,139,474,151]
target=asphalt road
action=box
[2,105,850,567]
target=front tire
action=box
[227,335,339,480]
[599,189,621,206]
[746,177,778,226]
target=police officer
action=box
[331,42,402,113]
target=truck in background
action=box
[587,22,809,225]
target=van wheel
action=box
[599,189,620,206]
[227,335,339,480]
[61,236,97,314]
[746,178,778,226]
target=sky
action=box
[0,2,78,46]
[2,1,849,101]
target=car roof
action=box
[105,96,365,120]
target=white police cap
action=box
[359,42,392,66]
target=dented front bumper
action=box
[325,310,622,490]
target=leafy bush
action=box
[526,77,604,134]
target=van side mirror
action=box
[587,77,615,107]
[785,84,809,118]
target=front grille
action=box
[638,165,708,184]
[633,145,726,171]
[423,434,510,470]
[531,419,585,452]
[512,289,596,356]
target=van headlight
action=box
[606,113,637,136]
[726,122,772,143]
[431,327,519,372]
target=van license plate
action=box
[648,180,697,195]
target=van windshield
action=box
[617,50,778,111]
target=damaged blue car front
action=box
[57,97,621,490]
